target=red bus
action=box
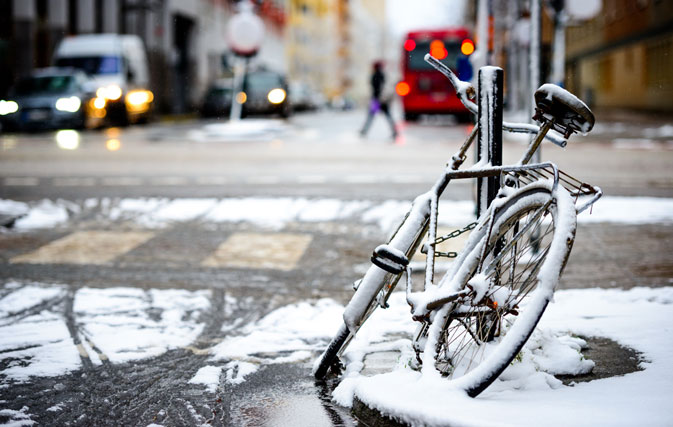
[396,28,475,121]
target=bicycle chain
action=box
[423,221,478,258]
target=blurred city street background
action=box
[1,0,672,426]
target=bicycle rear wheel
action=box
[426,183,576,397]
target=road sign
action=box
[226,2,265,57]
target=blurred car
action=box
[200,79,233,118]
[0,68,100,131]
[239,69,291,118]
[54,34,154,125]
[289,81,324,112]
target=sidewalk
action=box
[581,108,673,142]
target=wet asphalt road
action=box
[1,109,672,426]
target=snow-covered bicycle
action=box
[314,54,602,397]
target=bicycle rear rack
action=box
[501,164,602,214]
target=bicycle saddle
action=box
[533,84,595,139]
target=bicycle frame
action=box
[342,58,602,335]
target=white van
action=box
[54,34,153,124]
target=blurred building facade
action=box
[565,0,673,113]
[286,0,388,104]
[286,0,340,99]
[0,0,288,114]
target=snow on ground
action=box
[1,195,672,232]
[73,287,210,364]
[198,287,672,426]
[10,200,72,230]
[210,299,341,363]
[175,286,673,425]
[1,279,672,426]
[0,282,212,383]
[187,119,289,142]
[332,288,673,427]
[0,406,35,426]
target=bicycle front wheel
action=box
[428,183,577,397]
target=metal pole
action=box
[229,56,247,121]
[529,0,542,163]
[476,66,504,217]
[551,7,567,87]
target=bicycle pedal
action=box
[371,244,409,274]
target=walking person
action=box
[360,61,398,140]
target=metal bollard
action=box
[476,66,503,217]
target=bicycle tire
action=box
[422,183,577,397]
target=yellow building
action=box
[565,0,673,113]
[286,0,387,102]
[286,0,343,99]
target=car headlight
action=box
[267,88,286,104]
[96,85,123,101]
[125,90,154,106]
[0,100,19,115]
[93,97,106,109]
[55,96,82,113]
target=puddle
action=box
[230,363,355,426]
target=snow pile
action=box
[0,199,29,217]
[12,200,71,230]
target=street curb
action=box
[352,397,408,427]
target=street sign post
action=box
[226,1,265,121]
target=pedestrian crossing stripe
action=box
[9,230,313,272]
[201,232,312,271]
[10,231,155,265]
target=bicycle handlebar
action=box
[424,54,567,148]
